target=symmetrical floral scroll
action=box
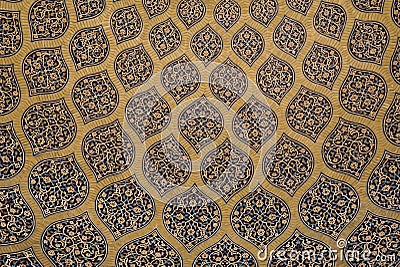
[322,118,377,179]
[383,93,400,146]
[201,139,254,202]
[29,0,69,41]
[313,1,347,41]
[178,96,224,152]
[28,154,89,217]
[72,70,119,124]
[303,42,342,89]
[69,25,109,70]
[21,99,77,155]
[286,0,313,15]
[0,10,22,57]
[0,64,20,115]
[82,120,134,180]
[352,0,385,13]
[73,0,105,21]
[256,54,295,104]
[41,212,108,266]
[142,0,170,18]
[348,19,389,65]
[0,121,24,180]
[193,235,258,266]
[23,47,69,96]
[162,184,221,252]
[190,25,223,65]
[273,16,307,58]
[96,175,155,239]
[345,211,400,267]
[149,18,181,59]
[115,229,183,266]
[339,67,387,120]
[233,96,278,152]
[249,0,278,28]
[142,134,191,196]
[213,0,241,31]
[125,87,171,142]
[231,185,290,249]
[0,248,43,266]
[286,86,333,142]
[0,185,35,245]
[268,230,335,266]
[115,44,154,91]
[299,173,360,239]
[231,24,264,66]
[161,54,200,103]
[209,58,248,107]
[110,5,143,44]
[263,133,314,195]
[368,151,400,211]
[176,0,206,29]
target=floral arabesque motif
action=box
[273,16,307,58]
[286,86,333,142]
[73,0,105,21]
[299,173,360,239]
[142,134,191,196]
[368,151,400,211]
[383,93,400,147]
[256,54,295,104]
[149,18,181,59]
[114,44,153,91]
[263,133,314,196]
[339,67,387,120]
[81,120,134,180]
[162,184,222,252]
[115,229,183,267]
[190,25,223,66]
[213,0,241,31]
[41,212,108,267]
[161,54,200,104]
[232,96,278,152]
[96,175,155,239]
[201,139,254,202]
[125,87,171,142]
[23,47,69,96]
[29,0,69,41]
[313,1,347,41]
[231,185,291,249]
[110,5,143,44]
[322,118,377,179]
[0,64,20,115]
[69,25,109,70]
[0,121,24,180]
[178,96,224,152]
[0,184,35,245]
[28,154,89,217]
[209,58,248,107]
[0,10,22,57]
[193,235,258,266]
[348,19,389,65]
[72,70,119,124]
[21,99,77,155]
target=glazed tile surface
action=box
[0,0,400,266]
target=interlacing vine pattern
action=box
[1,0,400,266]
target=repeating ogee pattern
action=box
[0,0,399,266]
